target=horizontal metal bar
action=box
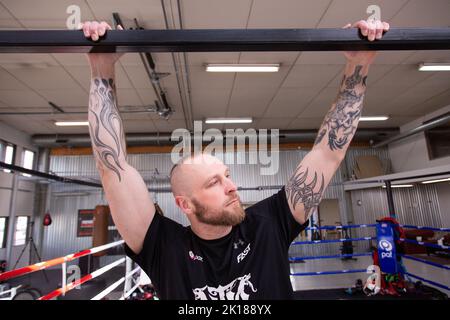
[346,170,450,185]
[0,161,102,188]
[0,28,449,53]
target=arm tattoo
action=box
[285,166,325,222]
[314,65,367,150]
[88,78,127,181]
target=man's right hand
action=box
[79,21,124,66]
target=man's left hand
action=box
[343,19,390,65]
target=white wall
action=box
[388,104,450,173]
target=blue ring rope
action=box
[291,237,375,245]
[291,269,367,276]
[405,272,450,291]
[400,238,449,250]
[290,253,372,261]
[304,224,376,231]
[400,225,450,232]
[401,255,450,271]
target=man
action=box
[82,19,389,299]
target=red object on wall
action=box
[43,213,52,226]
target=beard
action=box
[192,196,246,226]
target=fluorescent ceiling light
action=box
[205,117,253,124]
[360,116,389,121]
[418,63,450,71]
[205,64,279,72]
[421,177,450,184]
[382,184,414,188]
[55,121,89,126]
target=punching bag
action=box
[43,212,52,226]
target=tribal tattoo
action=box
[88,78,127,181]
[314,65,366,151]
[285,166,325,222]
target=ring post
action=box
[376,221,398,274]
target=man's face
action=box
[176,155,245,226]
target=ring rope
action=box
[91,266,141,300]
[120,282,141,300]
[400,225,450,232]
[291,269,367,276]
[0,240,125,282]
[401,255,450,271]
[304,224,376,231]
[38,258,125,300]
[291,236,375,245]
[405,272,450,291]
[399,238,449,250]
[289,253,372,261]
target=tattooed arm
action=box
[84,21,155,254]
[285,20,389,225]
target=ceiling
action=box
[0,0,449,136]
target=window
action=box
[22,149,35,177]
[0,217,8,248]
[425,115,450,160]
[0,140,16,173]
[13,216,29,246]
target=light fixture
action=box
[205,117,253,124]
[54,121,89,126]
[421,177,450,184]
[205,64,280,72]
[418,63,450,71]
[360,116,389,121]
[382,184,414,188]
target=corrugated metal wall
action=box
[350,184,443,228]
[43,147,443,262]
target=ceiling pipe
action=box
[372,112,450,148]
[112,13,173,120]
[131,16,173,120]
[31,128,398,148]
[160,0,193,130]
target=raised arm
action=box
[285,19,389,225]
[83,21,155,254]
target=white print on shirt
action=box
[233,239,245,249]
[189,250,203,262]
[237,243,251,263]
[193,273,257,300]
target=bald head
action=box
[170,153,224,197]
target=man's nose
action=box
[224,177,237,194]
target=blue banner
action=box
[376,222,398,274]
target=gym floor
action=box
[290,255,450,299]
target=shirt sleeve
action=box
[123,213,184,284]
[246,186,309,250]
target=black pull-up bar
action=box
[0,27,449,53]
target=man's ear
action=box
[175,196,194,216]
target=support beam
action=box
[384,180,396,218]
[0,28,449,53]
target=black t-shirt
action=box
[124,187,308,300]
